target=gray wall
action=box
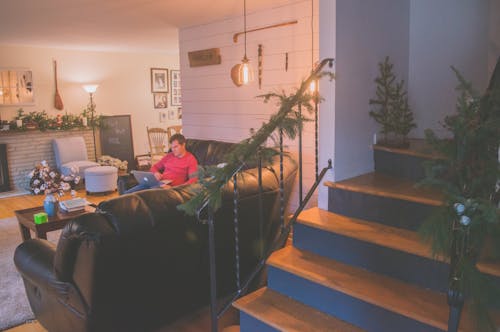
[408,0,490,137]
[334,0,410,180]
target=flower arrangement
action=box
[28,160,81,195]
[98,155,128,170]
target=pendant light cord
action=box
[244,0,247,58]
[311,0,314,69]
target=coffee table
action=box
[15,205,88,242]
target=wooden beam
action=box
[233,20,298,43]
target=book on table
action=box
[59,198,89,212]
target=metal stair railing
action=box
[195,58,335,332]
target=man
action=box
[124,134,197,194]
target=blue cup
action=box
[43,194,58,217]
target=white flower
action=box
[460,215,471,226]
[454,203,465,215]
[49,171,56,178]
[28,171,34,178]
[34,188,40,194]
[33,179,40,185]
[217,163,227,168]
[41,160,48,167]
[74,176,81,184]
[40,184,46,190]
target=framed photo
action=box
[170,70,181,106]
[177,107,182,120]
[151,68,168,93]
[159,111,168,123]
[168,109,176,120]
[153,93,168,109]
[0,69,35,106]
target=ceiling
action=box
[0,0,297,54]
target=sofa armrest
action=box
[14,239,68,295]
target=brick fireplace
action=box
[0,129,95,193]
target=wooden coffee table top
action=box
[15,205,89,241]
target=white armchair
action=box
[52,136,99,178]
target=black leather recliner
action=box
[14,139,297,332]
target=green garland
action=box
[420,65,500,331]
[178,63,334,216]
[10,108,103,131]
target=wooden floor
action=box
[0,189,118,219]
[5,306,239,332]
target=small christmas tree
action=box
[369,56,416,147]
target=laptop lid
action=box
[131,171,163,187]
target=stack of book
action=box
[59,198,89,212]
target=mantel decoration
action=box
[178,58,335,216]
[419,64,500,331]
[369,56,416,148]
[11,108,102,131]
[28,160,80,195]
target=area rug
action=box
[0,217,60,330]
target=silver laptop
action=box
[131,171,172,187]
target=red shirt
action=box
[150,152,198,186]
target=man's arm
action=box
[185,155,198,184]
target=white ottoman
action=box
[84,166,118,194]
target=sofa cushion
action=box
[61,160,99,177]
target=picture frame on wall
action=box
[168,109,176,120]
[151,68,168,93]
[170,70,181,106]
[0,69,35,106]
[153,93,168,109]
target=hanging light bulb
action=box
[309,80,317,94]
[238,0,254,85]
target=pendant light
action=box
[238,0,254,85]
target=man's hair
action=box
[169,133,186,145]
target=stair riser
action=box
[374,149,427,181]
[239,312,279,332]
[268,266,443,332]
[294,223,449,292]
[328,188,435,231]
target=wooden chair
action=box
[166,125,182,144]
[146,127,167,163]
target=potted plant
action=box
[369,56,416,148]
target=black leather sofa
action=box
[14,139,297,332]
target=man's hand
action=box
[160,184,171,189]
[154,172,162,180]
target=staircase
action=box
[233,140,500,331]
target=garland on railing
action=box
[178,59,335,216]
[419,65,500,331]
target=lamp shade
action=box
[238,57,254,85]
[83,84,99,94]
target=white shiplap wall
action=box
[179,0,322,210]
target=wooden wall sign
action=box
[188,48,221,67]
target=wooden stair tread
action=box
[234,287,364,332]
[297,207,500,278]
[268,246,485,331]
[325,172,444,206]
[297,207,446,262]
[373,138,444,160]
